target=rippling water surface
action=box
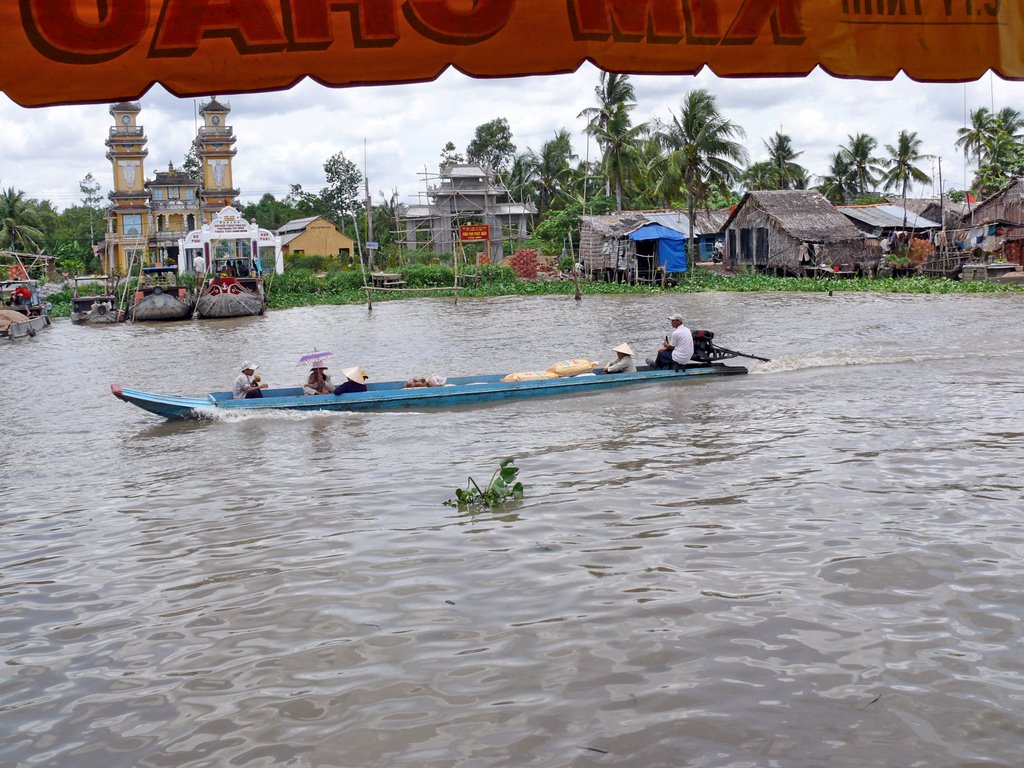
[3,292,1024,767]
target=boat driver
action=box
[649,314,694,369]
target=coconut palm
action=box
[818,152,858,204]
[741,161,777,192]
[955,107,995,169]
[0,186,44,252]
[879,130,932,226]
[763,132,805,190]
[528,129,577,215]
[658,89,748,271]
[578,72,645,211]
[841,133,882,195]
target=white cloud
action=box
[1,64,1020,211]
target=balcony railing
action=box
[198,127,234,139]
[107,126,144,137]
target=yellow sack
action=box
[547,358,597,377]
[500,370,560,383]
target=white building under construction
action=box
[397,164,536,262]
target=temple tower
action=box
[196,98,239,221]
[105,102,149,274]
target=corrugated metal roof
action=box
[582,208,729,238]
[838,204,941,230]
[277,216,319,234]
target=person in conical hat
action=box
[303,360,334,395]
[333,366,369,395]
[602,342,637,374]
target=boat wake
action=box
[752,350,996,374]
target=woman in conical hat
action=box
[333,366,369,395]
[602,342,636,374]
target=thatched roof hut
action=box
[722,190,869,273]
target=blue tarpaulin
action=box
[628,224,688,273]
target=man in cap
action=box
[602,342,637,374]
[649,314,694,369]
[233,361,268,399]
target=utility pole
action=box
[364,139,374,269]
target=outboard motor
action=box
[690,330,717,363]
[690,330,771,364]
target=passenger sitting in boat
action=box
[648,314,694,369]
[602,342,636,374]
[233,361,268,399]
[303,361,333,395]
[334,366,369,395]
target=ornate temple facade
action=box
[103,98,239,274]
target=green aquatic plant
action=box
[445,458,524,508]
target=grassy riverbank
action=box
[42,265,1022,318]
[264,265,1023,310]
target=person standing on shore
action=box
[649,314,694,369]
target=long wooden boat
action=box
[112,364,749,420]
[195,275,265,318]
[130,266,194,321]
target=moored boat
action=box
[1,278,52,337]
[130,266,194,321]
[0,308,49,339]
[70,275,124,324]
[112,363,751,420]
[194,273,265,318]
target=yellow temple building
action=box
[103,98,240,275]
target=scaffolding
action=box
[392,164,536,265]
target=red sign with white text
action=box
[460,225,490,242]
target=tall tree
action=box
[320,151,363,224]
[578,72,643,211]
[182,139,202,180]
[0,186,45,252]
[659,89,748,271]
[466,118,516,176]
[763,132,805,190]
[528,129,576,215]
[741,161,777,192]
[880,130,932,225]
[841,133,882,195]
[818,152,857,204]
[79,172,104,245]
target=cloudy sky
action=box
[1,63,1021,212]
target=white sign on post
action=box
[366,241,379,250]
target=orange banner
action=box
[460,225,490,242]
[1,1,1022,107]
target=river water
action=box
[2,291,1023,767]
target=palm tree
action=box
[842,133,882,195]
[763,132,805,190]
[955,107,994,170]
[879,130,932,226]
[818,152,857,204]
[741,160,777,192]
[578,72,644,211]
[0,186,44,252]
[659,89,748,271]
[529,129,577,215]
